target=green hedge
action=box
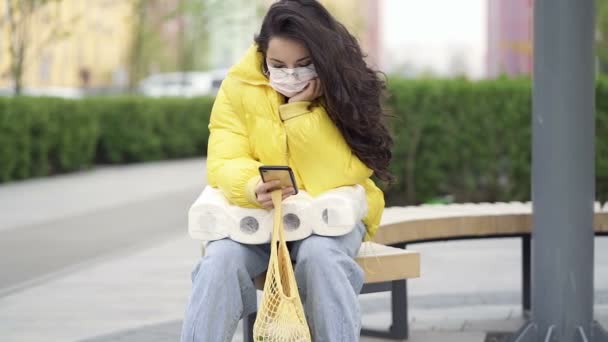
[0,80,606,205]
[92,97,213,163]
[0,97,99,181]
[0,96,213,183]
[384,77,607,205]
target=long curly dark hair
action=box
[254,0,394,183]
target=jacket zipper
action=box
[275,90,290,165]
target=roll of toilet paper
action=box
[228,206,272,244]
[280,191,314,242]
[310,185,368,236]
[188,186,231,241]
[188,185,368,244]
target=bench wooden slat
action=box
[253,241,420,290]
[355,242,420,283]
[374,202,608,245]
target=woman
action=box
[180,0,393,341]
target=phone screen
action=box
[259,166,298,194]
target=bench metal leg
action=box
[243,311,256,342]
[390,279,409,339]
[522,235,531,315]
[361,279,409,340]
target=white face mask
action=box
[267,64,318,98]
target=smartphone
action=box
[259,165,299,195]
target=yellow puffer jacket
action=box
[206,44,385,240]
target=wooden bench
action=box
[365,201,608,339]
[236,241,421,342]
[210,201,608,341]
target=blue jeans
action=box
[180,222,366,342]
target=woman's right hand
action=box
[288,78,323,103]
[255,180,295,209]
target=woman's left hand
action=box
[288,78,323,103]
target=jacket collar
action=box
[227,44,270,86]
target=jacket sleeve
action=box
[206,83,262,208]
[279,101,373,195]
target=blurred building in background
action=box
[380,0,486,78]
[0,0,381,95]
[0,0,132,94]
[205,0,266,70]
[362,0,382,68]
[205,0,382,70]
[317,0,382,68]
[486,0,533,78]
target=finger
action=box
[257,193,271,203]
[255,183,265,195]
[262,202,273,209]
[260,180,281,193]
[315,81,323,98]
[259,180,280,193]
[311,78,320,96]
[282,187,295,195]
[309,79,318,94]
[303,80,315,96]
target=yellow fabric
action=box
[279,101,311,121]
[253,190,312,341]
[245,175,262,206]
[206,44,385,239]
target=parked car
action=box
[137,69,228,97]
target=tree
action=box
[126,0,265,91]
[126,0,148,91]
[1,0,71,95]
[126,0,214,91]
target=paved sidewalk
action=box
[0,158,207,296]
[0,158,607,341]
[1,232,606,342]
[0,158,207,232]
